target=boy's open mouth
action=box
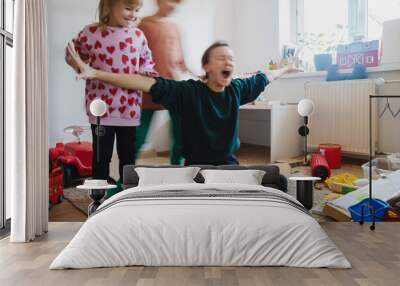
[221,70,232,79]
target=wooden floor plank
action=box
[0,222,399,286]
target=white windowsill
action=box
[280,63,400,80]
[240,103,272,110]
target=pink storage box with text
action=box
[336,40,380,69]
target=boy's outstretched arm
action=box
[264,57,303,81]
[67,42,156,92]
[238,57,303,81]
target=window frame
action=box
[293,0,368,44]
[1,0,14,231]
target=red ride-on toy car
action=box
[49,143,65,208]
[49,166,64,208]
[58,126,93,188]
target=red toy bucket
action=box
[318,144,341,169]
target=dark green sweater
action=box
[149,72,269,163]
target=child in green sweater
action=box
[68,41,297,165]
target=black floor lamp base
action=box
[298,117,310,165]
[359,203,376,231]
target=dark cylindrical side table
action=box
[77,180,116,216]
[289,177,320,210]
[87,189,107,215]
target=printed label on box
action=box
[336,40,380,69]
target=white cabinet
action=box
[239,104,303,162]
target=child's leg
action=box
[135,109,155,159]
[169,110,184,165]
[116,126,136,182]
[91,125,116,180]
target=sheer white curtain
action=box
[8,0,49,242]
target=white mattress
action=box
[50,183,351,269]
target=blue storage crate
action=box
[348,198,390,222]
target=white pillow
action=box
[135,167,201,186]
[200,169,266,185]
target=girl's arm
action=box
[67,42,156,92]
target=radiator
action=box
[305,79,378,156]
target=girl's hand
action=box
[67,42,96,80]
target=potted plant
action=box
[297,25,348,71]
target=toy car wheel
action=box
[59,194,64,203]
[62,164,78,188]
[49,202,53,209]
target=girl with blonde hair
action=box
[65,0,157,183]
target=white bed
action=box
[50,183,350,269]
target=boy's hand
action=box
[65,47,80,73]
[67,42,96,80]
[264,57,303,81]
[286,56,304,73]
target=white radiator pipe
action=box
[375,78,400,85]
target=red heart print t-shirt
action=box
[71,24,157,126]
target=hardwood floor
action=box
[49,199,87,222]
[1,222,399,286]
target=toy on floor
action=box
[384,207,400,221]
[348,198,390,222]
[311,153,331,181]
[361,157,393,178]
[319,192,344,209]
[326,173,359,194]
[354,178,369,187]
[323,170,400,221]
[49,144,65,208]
[318,144,341,169]
[58,126,93,188]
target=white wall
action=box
[47,0,98,147]
[232,0,281,74]
[214,0,234,46]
